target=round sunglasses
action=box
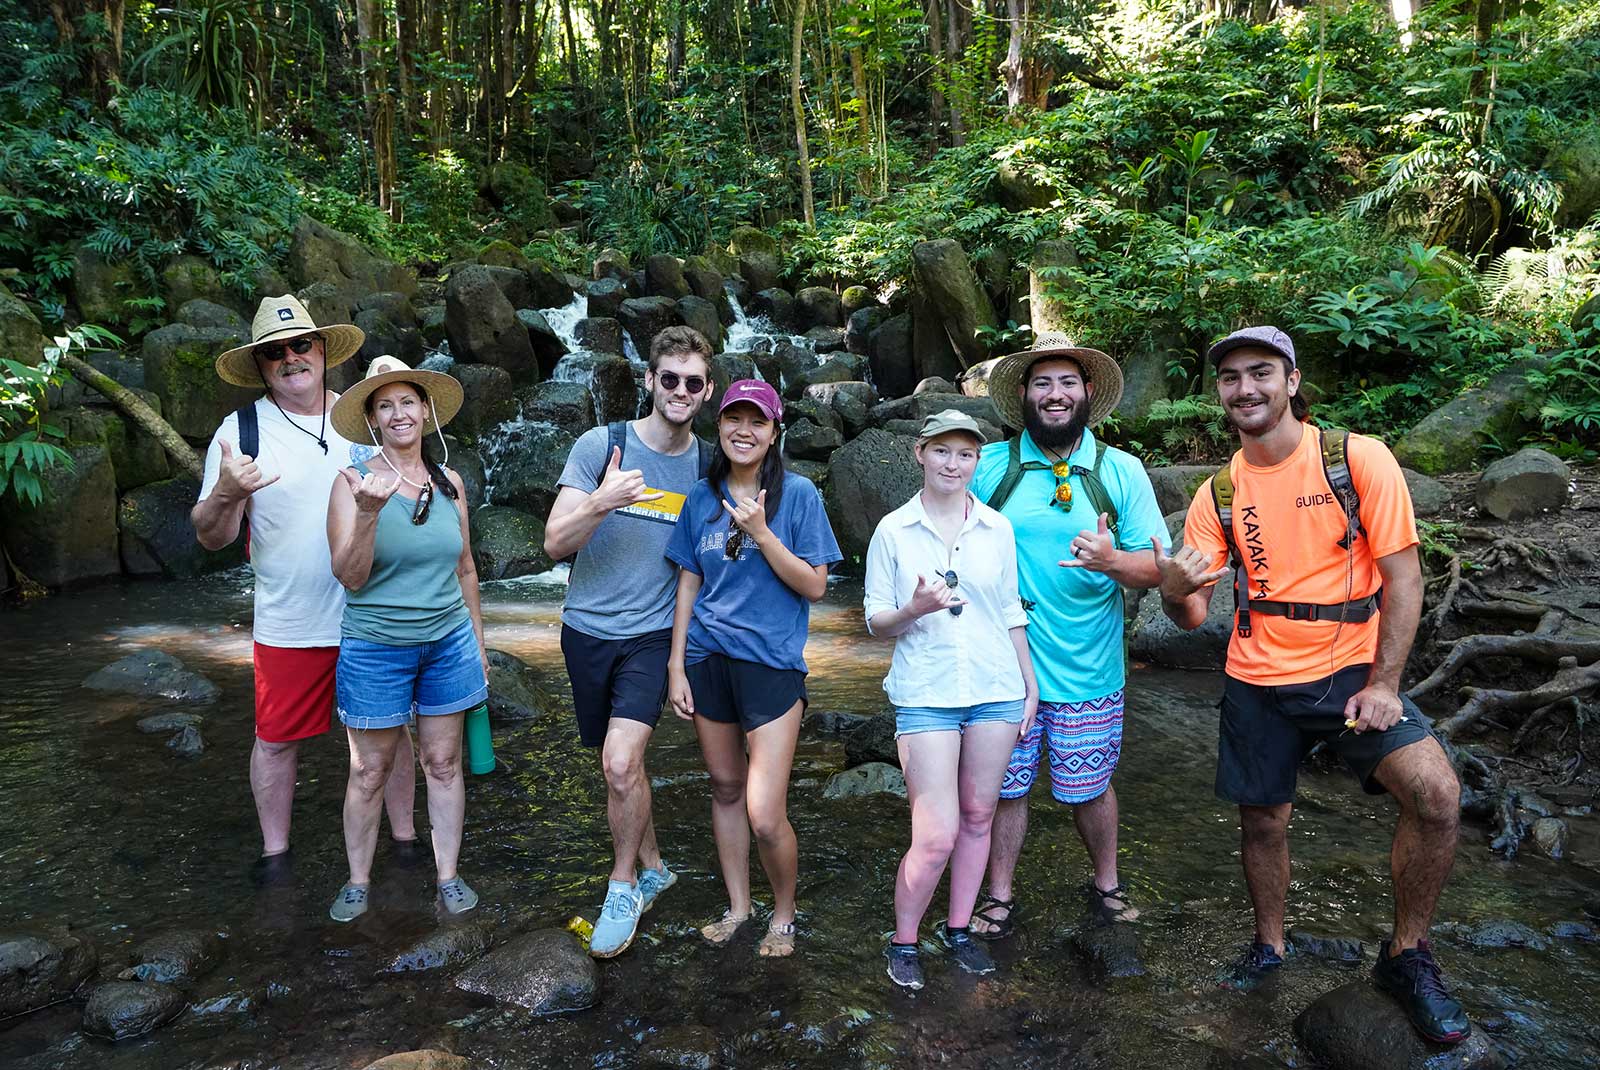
[656,371,706,393]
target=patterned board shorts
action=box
[999,689,1125,804]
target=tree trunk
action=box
[355,0,399,216]
[791,0,814,226]
[925,0,945,135]
[1003,0,1023,112]
[944,0,965,145]
[396,0,418,137]
[561,0,580,84]
[59,355,203,482]
[501,0,520,145]
[428,0,447,149]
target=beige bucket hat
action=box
[214,295,365,387]
[985,330,1123,430]
[329,355,464,444]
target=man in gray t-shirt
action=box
[544,325,717,958]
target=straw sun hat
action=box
[214,295,365,388]
[985,330,1124,430]
[329,355,465,444]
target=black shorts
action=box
[1216,664,1434,807]
[560,624,670,748]
[685,654,807,733]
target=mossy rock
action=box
[119,477,244,577]
[71,247,140,326]
[0,280,45,369]
[56,402,170,492]
[1392,357,1546,475]
[477,239,532,272]
[0,443,120,587]
[160,254,237,313]
[141,324,258,439]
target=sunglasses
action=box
[657,371,706,394]
[1048,461,1074,509]
[943,569,963,616]
[254,336,317,361]
[411,481,433,526]
[724,518,745,560]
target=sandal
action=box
[699,909,751,946]
[758,920,797,958]
[969,893,1016,941]
[1087,882,1139,924]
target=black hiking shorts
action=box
[1215,664,1434,807]
[561,624,671,747]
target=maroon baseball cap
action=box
[719,378,783,420]
[1208,325,1297,369]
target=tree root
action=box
[1410,631,1600,700]
[1512,696,1581,753]
[1435,658,1600,740]
[1424,556,1463,634]
[1461,527,1561,583]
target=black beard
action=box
[1023,398,1089,453]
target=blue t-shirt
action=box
[665,471,843,672]
[970,428,1168,703]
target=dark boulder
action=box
[526,259,577,310]
[1073,924,1146,980]
[675,295,723,351]
[645,254,692,299]
[1287,928,1364,963]
[487,648,565,723]
[846,307,888,356]
[159,254,235,314]
[729,226,781,292]
[867,314,915,399]
[140,324,254,439]
[136,711,202,734]
[617,296,679,357]
[869,392,1002,431]
[842,710,898,768]
[552,352,639,425]
[470,506,552,581]
[1475,447,1570,520]
[450,364,516,439]
[286,214,417,310]
[1404,469,1451,517]
[175,298,247,332]
[81,980,187,1040]
[824,429,921,558]
[166,725,205,757]
[354,308,424,366]
[475,239,531,272]
[910,240,995,368]
[485,423,576,518]
[518,381,596,438]
[443,439,486,511]
[593,248,631,283]
[516,308,569,379]
[1394,358,1545,475]
[750,288,797,330]
[446,266,538,382]
[453,929,599,1015]
[1,443,120,587]
[356,290,420,326]
[1294,980,1503,1069]
[587,277,628,319]
[71,247,139,326]
[795,286,844,330]
[575,316,624,356]
[57,404,170,493]
[0,280,46,370]
[0,930,97,1019]
[120,477,245,577]
[1130,512,1229,670]
[822,762,906,799]
[784,420,844,463]
[1145,466,1214,516]
[84,650,220,704]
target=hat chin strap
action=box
[366,419,448,488]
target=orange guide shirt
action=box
[1183,422,1419,686]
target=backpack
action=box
[607,420,714,479]
[1211,426,1381,639]
[984,434,1120,537]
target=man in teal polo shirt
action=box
[967,331,1167,936]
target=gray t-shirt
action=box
[558,422,705,639]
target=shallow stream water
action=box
[2,573,1597,1068]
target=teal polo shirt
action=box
[971,428,1168,704]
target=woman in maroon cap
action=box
[664,379,843,958]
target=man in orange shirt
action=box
[1157,327,1469,1045]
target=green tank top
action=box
[341,462,470,645]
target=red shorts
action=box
[254,644,338,743]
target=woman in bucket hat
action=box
[325,356,487,922]
[863,409,1038,990]
[663,380,843,958]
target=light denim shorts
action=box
[894,698,1026,738]
[337,619,488,730]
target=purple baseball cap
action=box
[1208,325,1296,369]
[719,378,783,420]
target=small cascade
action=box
[541,291,589,352]
[724,285,814,358]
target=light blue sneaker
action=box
[589,879,642,959]
[638,862,677,913]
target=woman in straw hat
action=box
[863,409,1037,990]
[325,355,488,922]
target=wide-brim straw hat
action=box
[214,295,365,388]
[986,330,1123,430]
[329,355,464,444]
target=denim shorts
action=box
[337,619,489,730]
[894,698,1025,738]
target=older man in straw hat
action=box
[965,331,1168,937]
[192,295,417,881]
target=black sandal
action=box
[970,893,1017,941]
[1086,882,1138,925]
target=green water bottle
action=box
[464,703,495,775]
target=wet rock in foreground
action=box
[842,711,898,768]
[453,929,598,1015]
[1294,980,1502,1069]
[361,1051,471,1070]
[1073,924,1146,980]
[119,928,224,985]
[639,1023,720,1069]
[383,919,496,973]
[83,650,219,704]
[135,711,203,734]
[0,929,97,1019]
[822,762,906,799]
[1288,928,1365,963]
[81,979,186,1040]
[166,725,205,758]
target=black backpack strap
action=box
[985,435,1026,511]
[1211,458,1250,638]
[696,435,713,478]
[1072,438,1120,540]
[236,403,259,460]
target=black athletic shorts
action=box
[1216,663,1434,807]
[560,624,670,748]
[685,654,807,733]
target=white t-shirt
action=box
[198,396,359,648]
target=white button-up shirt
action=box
[863,491,1029,708]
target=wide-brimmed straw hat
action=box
[214,295,365,388]
[986,330,1123,430]
[329,355,464,444]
